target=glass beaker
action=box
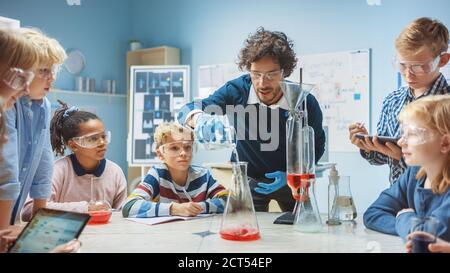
[219,162,260,241]
[334,176,357,222]
[194,114,235,151]
[89,176,111,211]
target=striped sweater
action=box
[122,164,228,218]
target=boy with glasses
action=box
[349,17,450,184]
[122,122,228,218]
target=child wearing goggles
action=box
[21,101,127,220]
[123,122,228,218]
[364,95,450,245]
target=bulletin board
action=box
[128,65,190,165]
[288,49,371,152]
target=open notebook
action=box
[126,214,214,226]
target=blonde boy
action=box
[349,17,450,184]
[1,27,66,225]
[123,122,228,218]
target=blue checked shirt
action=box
[0,96,53,224]
[361,73,450,184]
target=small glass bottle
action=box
[326,165,341,225]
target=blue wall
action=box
[0,0,133,93]
[131,0,450,213]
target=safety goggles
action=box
[2,68,35,92]
[72,131,111,149]
[393,53,443,75]
[399,124,434,146]
[250,70,283,82]
[159,140,195,157]
[35,64,61,80]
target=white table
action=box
[79,212,405,253]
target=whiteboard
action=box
[128,65,190,166]
[288,49,371,153]
[198,63,244,99]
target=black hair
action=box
[238,27,297,77]
[50,100,100,156]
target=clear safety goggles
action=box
[250,70,283,82]
[399,124,434,146]
[72,131,111,148]
[2,68,35,91]
[159,140,195,157]
[393,53,443,75]
[35,64,61,80]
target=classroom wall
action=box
[0,0,134,175]
[131,0,450,213]
[0,0,132,93]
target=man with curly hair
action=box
[178,27,325,212]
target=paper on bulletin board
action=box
[289,49,371,153]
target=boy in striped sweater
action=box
[122,122,228,218]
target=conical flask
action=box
[219,162,260,241]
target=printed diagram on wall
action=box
[198,63,245,99]
[129,65,190,165]
[289,49,371,152]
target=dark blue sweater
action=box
[363,166,450,241]
[178,74,326,178]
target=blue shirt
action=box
[177,74,326,179]
[0,96,53,224]
[361,73,449,184]
[363,166,450,241]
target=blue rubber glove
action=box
[254,171,286,195]
[194,114,226,143]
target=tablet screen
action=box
[8,209,90,253]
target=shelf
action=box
[51,89,127,98]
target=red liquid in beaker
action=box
[220,227,260,241]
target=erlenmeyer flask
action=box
[219,162,260,241]
[334,176,357,221]
[293,176,322,232]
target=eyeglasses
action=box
[399,124,434,146]
[72,131,111,149]
[250,70,283,82]
[2,68,35,92]
[159,141,195,157]
[393,53,443,76]
[35,64,61,80]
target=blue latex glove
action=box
[194,114,226,143]
[254,171,286,195]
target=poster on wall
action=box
[128,65,190,165]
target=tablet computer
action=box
[354,133,400,145]
[8,208,90,253]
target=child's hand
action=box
[170,202,203,217]
[349,123,371,152]
[0,227,21,253]
[88,203,111,211]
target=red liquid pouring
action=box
[220,227,260,241]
